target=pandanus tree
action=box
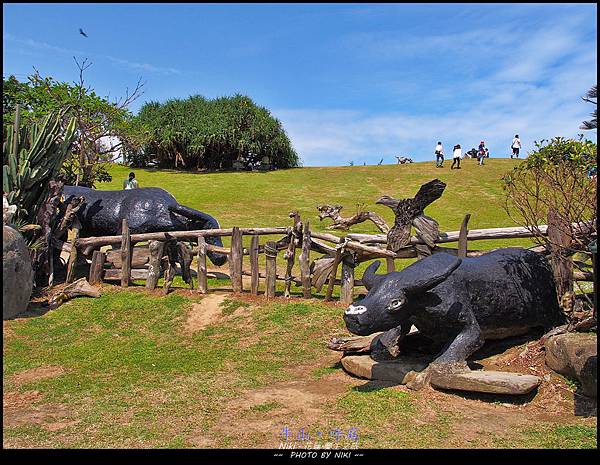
[129,94,300,170]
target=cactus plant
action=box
[3,111,77,225]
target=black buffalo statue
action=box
[344,248,565,367]
[61,186,227,266]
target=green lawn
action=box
[3,160,595,449]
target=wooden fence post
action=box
[458,213,471,258]
[265,241,277,299]
[340,254,355,305]
[249,235,260,295]
[386,257,395,273]
[299,221,312,298]
[65,220,81,284]
[88,250,106,285]
[230,227,243,293]
[196,236,208,293]
[121,219,131,287]
[325,247,343,301]
[146,240,164,289]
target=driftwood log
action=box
[376,179,446,253]
[48,278,100,309]
[317,204,389,233]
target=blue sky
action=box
[3,3,597,166]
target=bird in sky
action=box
[79,28,88,38]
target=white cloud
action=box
[276,9,597,166]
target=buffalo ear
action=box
[404,254,462,295]
[362,260,383,290]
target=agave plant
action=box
[3,110,77,225]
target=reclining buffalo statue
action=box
[60,186,227,266]
[344,248,565,372]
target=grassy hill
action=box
[105,158,533,252]
[6,158,593,449]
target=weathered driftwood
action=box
[326,247,344,301]
[230,227,243,293]
[311,256,336,293]
[347,224,556,245]
[77,227,289,253]
[547,208,574,301]
[105,268,149,281]
[242,270,302,285]
[120,219,131,287]
[284,216,301,298]
[106,246,150,268]
[146,240,164,290]
[458,213,471,258]
[88,250,106,285]
[196,236,208,293]
[299,222,312,298]
[249,235,260,295]
[340,255,355,305]
[65,219,81,284]
[377,179,446,252]
[317,204,389,233]
[177,241,194,290]
[48,278,100,309]
[328,333,383,352]
[265,240,277,299]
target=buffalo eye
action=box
[387,297,406,312]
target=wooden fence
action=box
[62,213,594,305]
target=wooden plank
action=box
[457,213,471,258]
[106,247,150,268]
[120,219,131,287]
[299,222,312,298]
[265,240,277,299]
[88,250,106,285]
[146,240,164,290]
[249,235,260,295]
[230,227,243,293]
[104,268,149,281]
[340,255,355,305]
[197,236,208,294]
[162,256,174,294]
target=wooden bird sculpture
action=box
[376,179,446,252]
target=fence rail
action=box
[59,213,594,305]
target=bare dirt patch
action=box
[183,294,227,333]
[12,366,66,387]
[3,390,78,432]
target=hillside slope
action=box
[105,158,530,251]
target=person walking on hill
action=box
[511,134,521,158]
[451,144,462,169]
[478,141,486,166]
[123,172,139,190]
[435,141,444,168]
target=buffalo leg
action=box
[432,314,484,367]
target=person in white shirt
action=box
[451,144,462,169]
[511,134,521,158]
[435,142,444,167]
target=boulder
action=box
[341,354,429,383]
[545,332,597,398]
[3,225,34,319]
[429,370,541,395]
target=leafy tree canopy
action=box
[129,93,300,170]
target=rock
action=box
[340,354,429,383]
[429,370,542,395]
[545,332,597,398]
[3,226,34,319]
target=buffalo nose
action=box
[345,305,367,315]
